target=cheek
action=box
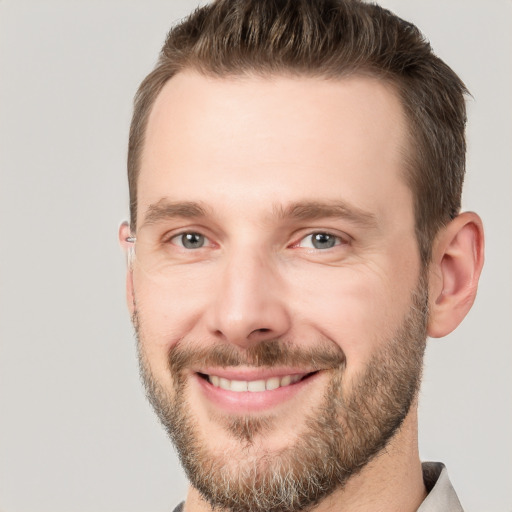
[290,262,417,366]
[132,267,212,350]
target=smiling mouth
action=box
[198,372,317,392]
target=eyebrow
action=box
[140,199,210,227]
[276,200,378,229]
[140,198,378,230]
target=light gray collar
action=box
[417,462,464,512]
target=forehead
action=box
[138,71,411,226]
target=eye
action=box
[297,232,344,250]
[170,232,209,249]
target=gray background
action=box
[0,1,510,511]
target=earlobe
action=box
[427,212,485,338]
[118,221,136,315]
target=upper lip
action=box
[195,367,319,381]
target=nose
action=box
[205,247,291,348]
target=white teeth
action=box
[219,377,230,390]
[248,380,266,392]
[265,377,280,390]
[207,373,305,392]
[280,375,291,387]
[230,380,248,392]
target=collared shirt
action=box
[418,462,464,511]
[172,461,463,512]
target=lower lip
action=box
[194,372,320,413]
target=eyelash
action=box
[292,232,348,250]
[166,231,214,249]
[165,230,349,251]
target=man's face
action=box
[127,72,427,511]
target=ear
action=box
[427,212,484,338]
[118,221,136,315]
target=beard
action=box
[134,275,428,512]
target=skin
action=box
[120,72,484,512]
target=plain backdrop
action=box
[0,1,511,511]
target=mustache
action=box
[168,338,346,374]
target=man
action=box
[119,1,484,511]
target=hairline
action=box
[130,65,419,231]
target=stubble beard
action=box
[135,276,428,512]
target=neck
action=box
[312,408,426,512]
[184,408,426,512]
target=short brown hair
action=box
[128,0,468,264]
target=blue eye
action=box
[172,232,208,249]
[299,232,341,249]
